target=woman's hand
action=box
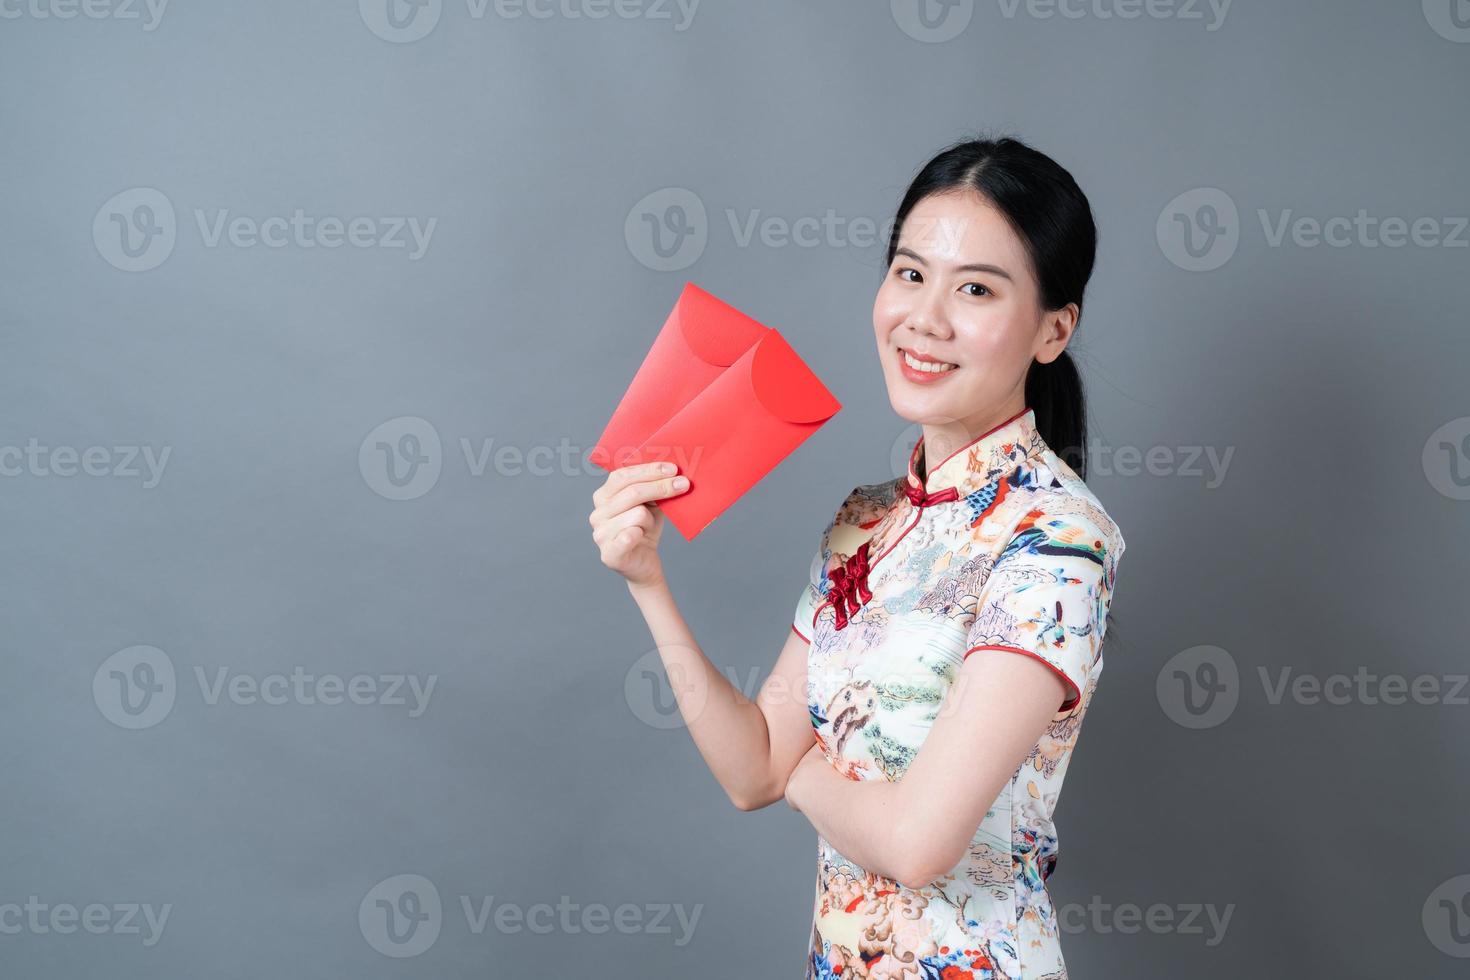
[589,460,690,590]
[784,742,829,814]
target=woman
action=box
[589,135,1126,979]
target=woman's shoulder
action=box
[1020,449,1127,560]
[821,477,902,557]
[835,477,903,522]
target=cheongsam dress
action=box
[790,405,1126,980]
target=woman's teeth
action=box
[902,349,958,373]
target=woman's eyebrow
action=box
[894,246,1013,281]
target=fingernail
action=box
[672,476,689,490]
[661,462,676,475]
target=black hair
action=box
[884,133,1099,479]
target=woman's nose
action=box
[906,294,952,340]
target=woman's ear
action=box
[1034,302,1080,366]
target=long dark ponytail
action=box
[884,134,1098,479]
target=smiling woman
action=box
[590,134,1125,980]
[779,135,1123,980]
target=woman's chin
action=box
[887,390,964,426]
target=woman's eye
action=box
[896,267,921,283]
[961,283,990,297]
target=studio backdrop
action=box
[3,1,1468,977]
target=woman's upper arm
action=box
[752,626,815,807]
[892,498,1127,879]
[753,486,857,807]
[890,649,1065,884]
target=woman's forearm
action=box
[790,760,912,884]
[626,578,782,809]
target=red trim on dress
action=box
[791,623,810,643]
[962,643,1081,712]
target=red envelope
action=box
[589,283,841,540]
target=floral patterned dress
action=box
[790,406,1126,980]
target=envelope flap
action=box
[675,282,771,366]
[750,330,842,423]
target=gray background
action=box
[3,0,1469,976]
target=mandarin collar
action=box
[904,406,1044,503]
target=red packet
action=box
[588,282,768,471]
[590,283,840,540]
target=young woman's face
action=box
[872,189,1073,431]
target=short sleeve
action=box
[963,500,1125,715]
[791,492,852,643]
[791,522,834,643]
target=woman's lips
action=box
[898,347,959,384]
